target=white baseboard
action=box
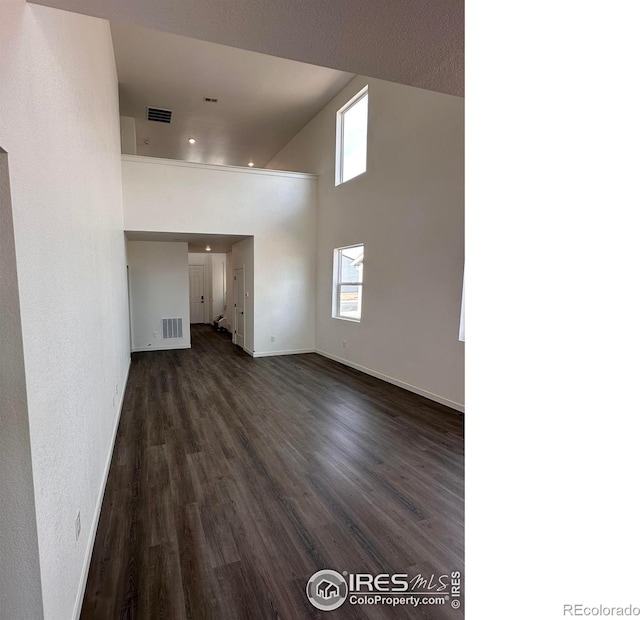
[252,348,315,358]
[315,349,464,413]
[72,360,131,620]
[131,343,190,352]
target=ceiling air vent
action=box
[147,107,172,123]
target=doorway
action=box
[233,266,245,348]
[188,265,205,323]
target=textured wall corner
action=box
[0,149,45,620]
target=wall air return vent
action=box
[162,318,183,339]
[147,107,172,123]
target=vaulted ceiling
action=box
[112,21,354,167]
[29,0,464,96]
[29,0,463,167]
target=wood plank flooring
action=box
[81,325,464,619]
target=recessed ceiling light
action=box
[188,138,196,144]
[205,244,211,252]
[248,162,254,167]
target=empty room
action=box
[0,1,464,619]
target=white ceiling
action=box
[112,21,354,167]
[30,0,464,96]
[125,231,250,253]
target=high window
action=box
[335,85,368,185]
[333,244,364,321]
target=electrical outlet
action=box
[115,384,118,396]
[75,512,81,541]
[153,331,157,337]
[271,336,275,342]
[342,341,347,348]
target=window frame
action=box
[335,85,369,186]
[332,243,364,322]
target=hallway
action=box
[81,325,464,619]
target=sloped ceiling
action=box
[112,21,355,167]
[28,0,464,96]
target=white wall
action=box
[122,156,317,356]
[0,3,131,619]
[225,250,233,329]
[268,76,465,410]
[119,116,137,155]
[128,241,190,351]
[210,253,227,320]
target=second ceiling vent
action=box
[147,107,172,123]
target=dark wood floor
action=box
[81,325,464,620]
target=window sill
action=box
[335,171,366,187]
[331,315,361,323]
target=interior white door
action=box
[233,267,245,348]
[188,265,205,324]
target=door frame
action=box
[233,266,245,349]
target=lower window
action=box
[333,244,364,321]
